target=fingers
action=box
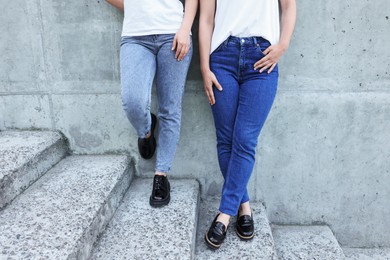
[263,46,272,55]
[175,40,190,61]
[209,78,223,105]
[204,85,215,105]
[268,63,277,74]
[208,91,215,105]
[203,74,223,105]
[177,44,190,61]
[212,77,223,91]
[259,61,274,73]
[254,57,275,73]
[254,48,277,73]
[171,36,177,51]
[254,56,269,70]
[175,43,182,59]
[173,33,191,61]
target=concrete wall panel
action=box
[0,95,51,129]
[39,0,120,85]
[0,0,45,92]
[51,93,135,154]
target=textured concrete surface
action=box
[279,1,390,93]
[195,199,276,260]
[0,0,45,91]
[258,92,390,248]
[51,94,133,154]
[343,248,390,260]
[0,155,133,259]
[0,131,67,209]
[272,225,345,260]
[1,0,390,248]
[0,95,52,129]
[91,178,199,260]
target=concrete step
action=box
[343,248,390,260]
[0,155,133,259]
[91,178,200,260]
[195,199,277,260]
[0,130,68,209]
[272,225,345,260]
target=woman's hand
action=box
[172,28,191,61]
[254,43,288,73]
[201,69,223,105]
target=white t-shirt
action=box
[122,0,184,36]
[211,0,280,53]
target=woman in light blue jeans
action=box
[106,0,198,207]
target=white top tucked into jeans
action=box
[122,0,184,36]
[210,0,280,53]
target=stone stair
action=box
[0,130,388,260]
[91,178,199,260]
[272,225,345,260]
[195,199,276,260]
[343,248,390,260]
[0,131,67,209]
[0,155,133,259]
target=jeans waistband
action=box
[225,36,269,46]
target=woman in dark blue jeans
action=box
[199,0,296,249]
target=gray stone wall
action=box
[1,0,389,247]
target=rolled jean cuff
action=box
[155,166,170,174]
[138,128,151,139]
[218,206,237,217]
[240,197,250,204]
[241,192,250,204]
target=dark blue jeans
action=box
[210,36,278,216]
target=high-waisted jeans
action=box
[210,36,278,216]
[120,34,192,173]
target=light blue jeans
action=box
[120,34,192,173]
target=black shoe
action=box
[149,175,170,207]
[138,113,157,159]
[205,214,227,250]
[235,212,254,240]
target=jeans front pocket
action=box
[256,38,271,56]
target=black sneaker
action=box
[138,113,157,159]
[205,214,227,250]
[149,175,170,207]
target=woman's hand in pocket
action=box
[201,69,223,105]
[254,43,287,73]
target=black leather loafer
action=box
[205,214,227,250]
[149,175,170,207]
[236,213,255,240]
[138,113,157,159]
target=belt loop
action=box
[224,37,229,47]
[253,37,257,45]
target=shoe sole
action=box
[149,194,170,207]
[204,233,221,250]
[149,179,170,207]
[235,229,255,240]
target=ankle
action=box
[155,171,167,177]
[217,213,230,229]
[239,202,251,217]
[144,131,151,139]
